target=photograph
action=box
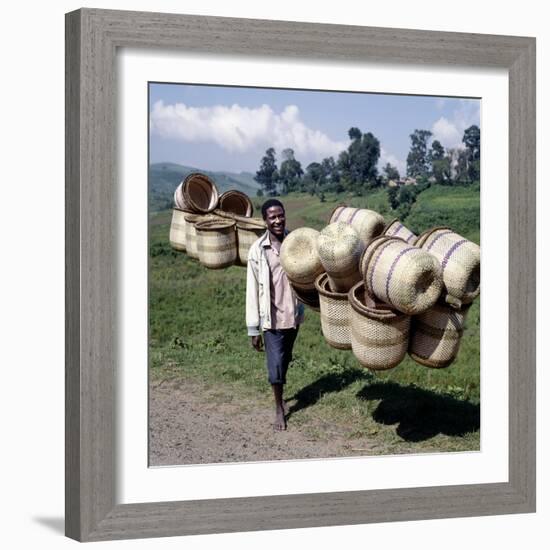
[148,82,481,466]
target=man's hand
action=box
[251,335,263,352]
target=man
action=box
[246,199,304,431]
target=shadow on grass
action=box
[287,368,371,418]
[356,381,480,442]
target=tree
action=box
[455,149,470,183]
[302,162,325,196]
[387,186,399,209]
[278,148,303,194]
[383,163,400,181]
[254,147,279,196]
[406,129,432,178]
[463,125,480,182]
[429,140,451,184]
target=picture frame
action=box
[65,8,536,542]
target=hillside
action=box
[149,162,260,212]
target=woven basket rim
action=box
[182,172,219,213]
[314,272,349,299]
[195,220,235,231]
[415,225,452,248]
[348,281,407,320]
[172,206,194,214]
[382,217,400,234]
[236,221,267,230]
[219,190,254,217]
[408,352,453,369]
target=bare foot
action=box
[273,408,287,431]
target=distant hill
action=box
[149,162,260,212]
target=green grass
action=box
[150,186,480,454]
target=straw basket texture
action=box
[195,220,237,269]
[348,281,410,371]
[315,273,351,350]
[329,206,385,246]
[383,218,417,245]
[169,208,191,251]
[361,235,443,315]
[416,227,480,309]
[218,190,253,217]
[317,222,364,293]
[409,302,471,368]
[173,172,219,213]
[236,219,267,266]
[280,228,324,291]
[184,213,220,259]
[290,283,320,312]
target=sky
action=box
[149,82,480,176]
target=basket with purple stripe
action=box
[416,227,480,309]
[382,218,417,245]
[360,235,443,315]
[328,205,385,246]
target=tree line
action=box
[253,125,480,200]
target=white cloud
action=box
[379,147,406,176]
[150,100,348,163]
[431,99,480,150]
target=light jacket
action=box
[246,230,305,336]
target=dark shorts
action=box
[263,328,299,385]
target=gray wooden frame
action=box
[65,8,536,542]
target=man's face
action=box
[264,205,286,238]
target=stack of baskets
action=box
[278,206,480,372]
[168,172,266,269]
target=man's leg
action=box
[271,383,286,431]
[264,330,289,431]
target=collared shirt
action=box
[264,233,297,329]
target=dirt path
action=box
[149,377,377,466]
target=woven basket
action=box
[409,301,471,368]
[236,220,266,266]
[383,218,417,245]
[348,281,410,371]
[329,205,385,246]
[184,213,220,259]
[173,172,219,213]
[315,272,351,350]
[290,283,320,312]
[218,190,253,217]
[317,222,364,293]
[361,235,443,315]
[169,208,191,251]
[280,227,324,291]
[195,220,237,269]
[416,227,480,309]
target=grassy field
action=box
[149,184,480,455]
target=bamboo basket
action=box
[329,205,385,246]
[361,235,443,315]
[236,219,266,266]
[317,222,364,293]
[290,283,320,312]
[169,208,191,251]
[173,172,219,213]
[195,219,237,269]
[280,227,324,291]
[348,281,410,371]
[408,301,471,368]
[184,213,220,259]
[416,227,480,309]
[315,272,351,350]
[218,190,253,217]
[383,218,417,244]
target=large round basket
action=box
[290,283,320,312]
[348,281,410,371]
[184,213,220,259]
[169,208,191,251]
[361,235,443,315]
[317,222,364,293]
[315,272,351,350]
[218,190,253,217]
[329,205,385,246]
[408,301,471,368]
[235,219,266,266]
[416,227,480,309]
[174,172,219,213]
[280,227,324,291]
[195,219,237,269]
[383,218,417,244]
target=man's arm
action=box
[245,249,261,337]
